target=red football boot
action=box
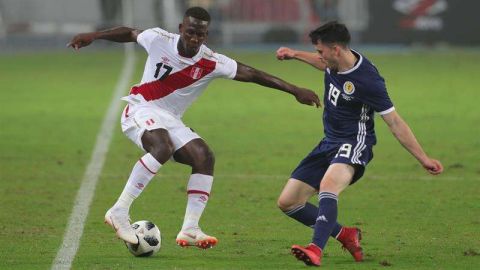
[337,227,363,262]
[291,243,322,266]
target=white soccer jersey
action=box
[122,27,238,117]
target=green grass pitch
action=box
[0,49,479,269]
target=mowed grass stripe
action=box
[51,44,135,270]
[0,51,125,269]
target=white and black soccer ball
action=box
[125,220,161,257]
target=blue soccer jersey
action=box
[322,50,394,146]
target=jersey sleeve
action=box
[137,28,164,53]
[213,53,237,79]
[359,79,395,115]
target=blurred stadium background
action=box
[1,0,479,51]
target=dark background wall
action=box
[363,0,480,45]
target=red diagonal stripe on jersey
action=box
[130,58,216,101]
[411,0,436,16]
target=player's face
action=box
[314,41,340,70]
[178,16,209,57]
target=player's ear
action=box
[203,30,209,44]
[178,23,183,33]
[333,44,341,56]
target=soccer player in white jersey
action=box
[275,22,443,266]
[68,7,320,248]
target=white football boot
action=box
[104,207,138,244]
[176,227,218,249]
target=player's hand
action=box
[67,33,97,50]
[421,158,443,175]
[276,47,297,60]
[292,87,321,107]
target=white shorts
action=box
[120,103,201,152]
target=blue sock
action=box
[284,202,342,238]
[312,192,338,249]
[331,221,342,238]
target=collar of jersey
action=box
[337,49,363,75]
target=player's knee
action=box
[319,177,339,194]
[203,148,215,167]
[277,195,298,212]
[319,180,331,192]
[147,141,175,164]
[192,147,215,170]
[142,129,175,163]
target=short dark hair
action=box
[309,21,350,47]
[184,7,211,22]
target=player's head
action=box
[178,7,211,57]
[309,21,351,70]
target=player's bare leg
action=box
[278,179,317,215]
[105,129,173,244]
[320,164,363,262]
[291,164,356,266]
[173,139,218,249]
[279,178,362,261]
[278,179,342,232]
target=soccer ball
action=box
[125,220,161,257]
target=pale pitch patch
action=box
[148,173,468,182]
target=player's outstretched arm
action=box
[67,27,143,50]
[233,62,320,107]
[276,47,327,71]
[382,110,443,175]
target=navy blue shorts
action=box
[291,138,374,190]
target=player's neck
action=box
[337,50,357,73]
[177,39,198,58]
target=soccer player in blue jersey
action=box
[276,21,443,266]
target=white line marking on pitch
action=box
[51,2,135,265]
[51,45,134,270]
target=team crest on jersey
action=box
[190,67,203,79]
[343,81,355,95]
